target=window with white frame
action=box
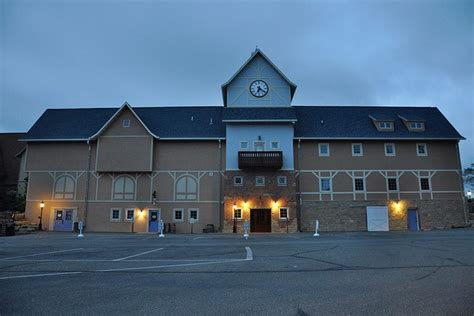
[122,119,130,128]
[416,143,428,156]
[239,141,249,150]
[379,122,393,129]
[233,176,243,186]
[354,178,365,191]
[420,178,430,191]
[110,208,121,221]
[233,208,242,219]
[320,178,331,192]
[271,141,280,150]
[125,208,134,221]
[54,175,75,199]
[254,141,265,151]
[189,209,199,222]
[279,207,289,220]
[113,176,135,200]
[352,143,363,156]
[277,176,287,186]
[410,122,424,129]
[387,178,398,191]
[318,143,330,156]
[384,143,396,156]
[173,208,184,222]
[175,175,197,200]
[256,176,265,186]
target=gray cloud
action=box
[1,0,472,166]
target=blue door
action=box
[408,209,419,231]
[148,210,160,232]
[54,209,73,231]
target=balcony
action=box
[238,151,283,170]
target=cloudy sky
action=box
[1,0,472,167]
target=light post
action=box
[232,203,237,233]
[468,190,472,201]
[38,201,45,231]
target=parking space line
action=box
[0,271,83,280]
[245,247,253,260]
[1,248,83,260]
[113,248,163,261]
[96,259,249,272]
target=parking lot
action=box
[0,229,473,315]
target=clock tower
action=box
[221,49,297,107]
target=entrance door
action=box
[250,209,271,232]
[148,210,160,232]
[408,208,419,231]
[54,209,73,231]
[366,206,389,231]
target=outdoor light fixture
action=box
[233,202,237,210]
[38,201,45,231]
[468,191,472,198]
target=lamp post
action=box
[38,201,45,231]
[468,190,472,203]
[232,203,237,233]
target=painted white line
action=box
[2,248,83,260]
[0,271,82,280]
[193,237,206,240]
[245,246,253,260]
[96,259,248,272]
[0,258,235,262]
[113,248,163,261]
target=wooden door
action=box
[250,209,271,232]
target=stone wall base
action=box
[300,199,466,232]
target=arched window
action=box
[175,175,197,200]
[54,175,75,199]
[113,176,135,200]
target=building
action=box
[21,49,467,233]
[0,133,26,212]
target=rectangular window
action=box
[277,176,287,186]
[379,122,393,129]
[354,178,364,191]
[271,141,280,150]
[387,178,398,191]
[173,208,184,222]
[122,119,130,128]
[320,178,331,192]
[318,143,330,156]
[233,208,242,219]
[254,141,265,151]
[416,143,428,156]
[233,176,243,186]
[239,141,249,150]
[279,207,289,220]
[410,122,424,129]
[256,176,265,186]
[189,209,199,222]
[352,143,363,156]
[384,143,396,156]
[420,178,430,191]
[110,208,121,221]
[125,208,134,221]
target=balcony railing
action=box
[238,151,283,170]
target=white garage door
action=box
[366,206,389,231]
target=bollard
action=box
[313,219,320,237]
[158,219,165,238]
[243,219,249,240]
[77,221,84,238]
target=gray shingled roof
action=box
[22,105,464,141]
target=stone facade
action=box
[300,199,466,232]
[223,171,298,233]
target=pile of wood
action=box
[12,213,38,233]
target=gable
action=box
[222,50,297,107]
[100,107,149,137]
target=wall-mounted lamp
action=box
[233,202,237,210]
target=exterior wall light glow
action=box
[40,201,45,208]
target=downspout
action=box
[455,141,468,224]
[296,138,302,231]
[84,139,92,228]
[218,139,224,231]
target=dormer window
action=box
[369,115,394,132]
[122,119,130,128]
[410,122,424,129]
[379,122,393,129]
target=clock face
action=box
[249,80,269,98]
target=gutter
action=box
[455,141,468,224]
[83,139,92,228]
[296,139,302,231]
[218,139,224,232]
